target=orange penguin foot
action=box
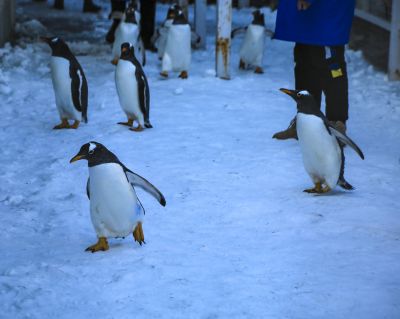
[129,124,144,132]
[179,71,188,79]
[254,66,264,74]
[53,119,70,129]
[160,71,168,78]
[85,237,109,253]
[133,222,145,246]
[118,119,134,127]
[70,120,80,129]
[303,182,331,194]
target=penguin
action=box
[112,4,145,66]
[115,42,152,132]
[41,36,88,129]
[160,9,191,79]
[280,88,365,193]
[153,4,181,60]
[70,141,166,253]
[239,9,266,74]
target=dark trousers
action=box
[140,0,156,47]
[294,43,349,122]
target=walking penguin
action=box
[115,42,152,132]
[280,89,364,193]
[41,36,88,129]
[70,142,166,252]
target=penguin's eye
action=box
[88,149,94,155]
[297,92,302,97]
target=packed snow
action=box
[1,1,400,318]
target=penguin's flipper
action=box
[329,125,365,160]
[123,167,166,206]
[231,27,247,38]
[86,178,90,199]
[136,67,150,126]
[138,36,146,66]
[70,61,88,123]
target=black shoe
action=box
[53,0,64,10]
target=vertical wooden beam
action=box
[216,0,232,80]
[388,0,400,80]
[195,0,207,49]
[178,0,189,22]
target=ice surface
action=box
[0,1,399,318]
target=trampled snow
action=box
[1,1,399,318]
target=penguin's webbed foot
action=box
[129,124,144,132]
[254,66,264,74]
[179,71,188,79]
[85,237,109,253]
[133,222,145,246]
[70,120,80,129]
[160,71,168,78]
[303,183,331,194]
[239,59,245,70]
[118,119,134,127]
[53,119,70,129]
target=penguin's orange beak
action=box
[280,88,296,96]
[40,36,50,44]
[70,155,85,163]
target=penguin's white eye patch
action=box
[298,90,310,96]
[89,143,96,154]
[51,37,59,43]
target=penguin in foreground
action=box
[160,9,191,79]
[239,10,266,74]
[280,89,364,193]
[112,5,145,66]
[70,142,166,252]
[41,37,88,129]
[115,42,152,132]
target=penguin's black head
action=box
[167,4,182,20]
[70,142,120,167]
[40,36,71,57]
[252,10,265,26]
[120,42,135,59]
[125,5,137,24]
[280,88,319,115]
[173,9,188,25]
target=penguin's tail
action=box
[144,121,153,129]
[338,176,354,190]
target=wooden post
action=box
[195,0,207,49]
[216,0,232,80]
[178,0,189,22]
[388,0,400,80]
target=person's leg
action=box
[323,46,349,128]
[140,0,156,50]
[83,0,101,13]
[54,0,64,10]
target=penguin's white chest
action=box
[50,57,80,120]
[113,23,139,58]
[115,60,144,124]
[162,24,191,72]
[297,113,341,188]
[239,25,265,66]
[89,163,141,238]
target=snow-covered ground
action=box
[1,1,400,318]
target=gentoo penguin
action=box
[153,4,181,60]
[239,10,266,74]
[160,9,191,79]
[41,36,88,129]
[70,141,166,252]
[112,4,145,66]
[115,42,152,132]
[280,89,364,193]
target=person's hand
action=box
[297,0,311,10]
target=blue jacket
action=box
[274,0,355,46]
